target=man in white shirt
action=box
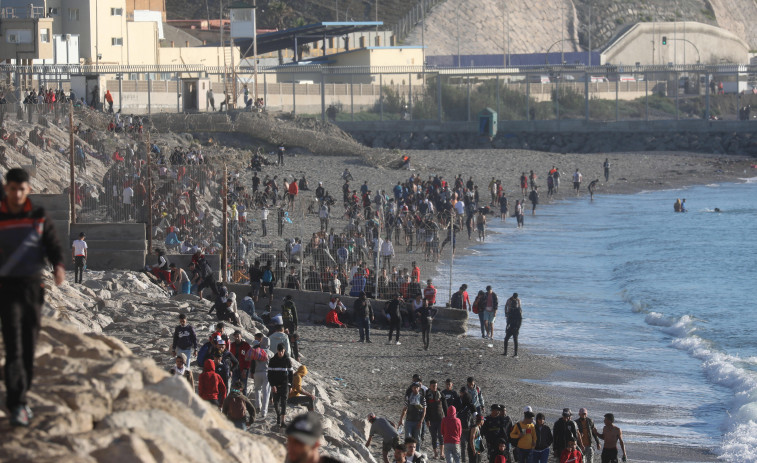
[573,169,582,195]
[122,185,134,219]
[261,207,269,237]
[72,232,88,284]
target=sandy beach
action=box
[229,144,753,461]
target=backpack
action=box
[450,291,462,309]
[509,422,524,447]
[472,296,480,315]
[473,429,485,453]
[262,268,273,283]
[227,395,247,421]
[197,342,212,366]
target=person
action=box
[503,293,522,357]
[481,405,508,463]
[471,290,486,338]
[326,302,346,328]
[229,330,252,390]
[366,413,401,463]
[441,404,461,463]
[169,263,191,294]
[171,313,198,367]
[560,439,583,463]
[440,378,460,411]
[603,158,610,182]
[199,358,227,407]
[673,198,682,212]
[0,168,65,427]
[588,180,598,200]
[553,409,580,459]
[425,380,447,460]
[476,210,486,241]
[282,294,300,360]
[681,198,687,213]
[206,88,215,111]
[576,408,601,463]
[509,409,536,463]
[278,144,285,166]
[285,412,344,463]
[269,320,291,357]
[169,353,194,389]
[355,291,374,342]
[572,169,582,195]
[268,342,294,427]
[482,285,498,340]
[387,292,403,345]
[450,284,470,311]
[464,377,485,416]
[399,382,427,449]
[404,436,428,462]
[72,232,88,284]
[533,412,553,463]
[222,379,256,431]
[249,336,272,418]
[104,90,114,113]
[528,186,539,215]
[597,413,627,463]
[423,279,437,306]
[416,299,437,350]
[240,292,264,324]
[491,438,509,463]
[552,168,561,193]
[468,414,485,463]
[288,365,316,412]
[515,200,524,228]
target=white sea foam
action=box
[738,176,757,184]
[637,305,757,462]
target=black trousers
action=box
[504,328,520,355]
[273,385,290,422]
[0,279,43,410]
[388,318,401,342]
[74,256,86,283]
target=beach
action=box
[232,145,755,462]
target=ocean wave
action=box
[634,301,757,462]
[738,176,757,184]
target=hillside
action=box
[166,0,757,55]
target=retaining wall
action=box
[225,284,468,335]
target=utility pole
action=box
[448,220,454,302]
[222,163,228,282]
[561,4,565,65]
[587,3,592,66]
[69,102,75,224]
[674,0,678,65]
[221,0,227,97]
[147,129,153,253]
[253,0,259,103]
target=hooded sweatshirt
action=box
[289,365,308,398]
[441,405,462,444]
[199,359,227,402]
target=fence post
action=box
[496,75,500,118]
[466,76,471,122]
[675,71,679,121]
[264,72,268,110]
[69,102,75,224]
[645,74,649,122]
[736,69,740,120]
[556,79,560,121]
[222,164,228,283]
[705,72,710,121]
[147,73,152,116]
[350,73,354,121]
[292,78,296,115]
[409,74,413,120]
[437,73,442,122]
[176,73,181,113]
[379,74,384,120]
[615,78,619,122]
[526,78,530,121]
[320,69,326,122]
[118,73,123,113]
[584,72,589,122]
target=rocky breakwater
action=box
[0,270,381,462]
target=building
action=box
[601,22,749,66]
[124,0,166,22]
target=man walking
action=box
[171,314,198,368]
[0,168,65,426]
[576,408,601,463]
[482,285,498,340]
[603,158,610,182]
[354,291,374,343]
[572,169,582,195]
[504,293,522,357]
[553,408,580,459]
[72,232,88,284]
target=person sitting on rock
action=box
[169,353,194,389]
[325,300,346,328]
[287,365,316,412]
[199,358,226,408]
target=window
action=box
[128,73,140,81]
[40,29,50,43]
[111,8,123,16]
[112,37,123,46]
[47,7,59,16]
[68,8,79,21]
[230,9,252,22]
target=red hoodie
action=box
[198,359,227,403]
[441,405,462,444]
[560,448,582,463]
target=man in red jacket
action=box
[441,405,461,462]
[423,279,437,306]
[199,359,226,407]
[229,330,252,392]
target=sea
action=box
[435,177,757,462]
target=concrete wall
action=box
[225,285,468,334]
[30,194,70,259]
[72,223,147,270]
[602,22,749,65]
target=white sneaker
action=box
[396,341,401,345]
